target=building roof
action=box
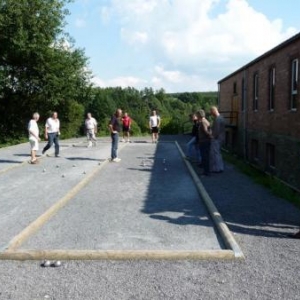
[218,31,300,83]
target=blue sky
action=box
[64,0,300,92]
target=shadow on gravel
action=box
[140,138,214,228]
[14,154,30,157]
[0,159,23,164]
[65,157,101,162]
[160,135,300,239]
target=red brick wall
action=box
[219,36,300,190]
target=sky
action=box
[64,0,300,93]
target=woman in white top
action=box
[42,111,61,157]
[28,112,40,164]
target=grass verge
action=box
[223,152,300,209]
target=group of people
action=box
[108,109,161,162]
[186,106,225,176]
[28,109,161,164]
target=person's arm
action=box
[58,119,60,135]
[44,120,48,140]
[203,119,212,137]
[94,119,98,133]
[108,117,116,133]
[157,116,161,128]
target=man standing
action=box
[42,111,60,157]
[149,110,161,143]
[85,112,97,147]
[197,110,212,176]
[122,112,132,143]
[28,112,40,164]
[210,106,226,173]
[108,108,122,162]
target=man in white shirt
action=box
[28,112,40,164]
[149,110,161,143]
[85,112,97,147]
[42,111,60,157]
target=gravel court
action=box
[0,139,113,251]
[19,142,224,253]
[0,135,299,300]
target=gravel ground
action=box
[0,135,299,300]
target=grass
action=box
[223,152,300,209]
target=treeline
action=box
[0,0,217,144]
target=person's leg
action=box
[186,136,196,158]
[201,141,211,175]
[43,133,54,154]
[53,133,60,157]
[91,131,97,146]
[151,129,155,143]
[111,133,119,159]
[195,141,202,163]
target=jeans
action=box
[187,136,202,162]
[199,140,211,175]
[111,133,119,159]
[43,132,60,156]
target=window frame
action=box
[266,143,275,169]
[268,67,276,111]
[291,58,298,111]
[253,72,259,111]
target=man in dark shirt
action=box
[108,108,122,162]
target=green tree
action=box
[0,0,91,141]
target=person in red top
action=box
[122,112,132,142]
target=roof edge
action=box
[218,31,300,83]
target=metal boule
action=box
[42,260,51,267]
[53,261,62,267]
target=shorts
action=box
[151,127,159,134]
[29,137,39,151]
[86,129,96,140]
[123,126,130,132]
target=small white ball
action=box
[43,260,51,267]
[54,260,61,267]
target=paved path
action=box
[0,135,299,300]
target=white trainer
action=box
[111,157,121,162]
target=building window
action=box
[291,58,298,110]
[266,143,275,168]
[233,82,237,94]
[253,73,258,111]
[241,78,245,112]
[251,139,259,161]
[268,67,275,111]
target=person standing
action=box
[85,112,98,147]
[210,106,226,173]
[149,110,161,143]
[186,113,201,163]
[42,111,60,157]
[108,108,122,162]
[197,110,212,176]
[28,112,41,164]
[122,112,132,143]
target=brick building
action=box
[218,32,300,191]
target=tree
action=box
[0,0,91,141]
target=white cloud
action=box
[96,0,299,92]
[121,29,148,45]
[91,75,147,89]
